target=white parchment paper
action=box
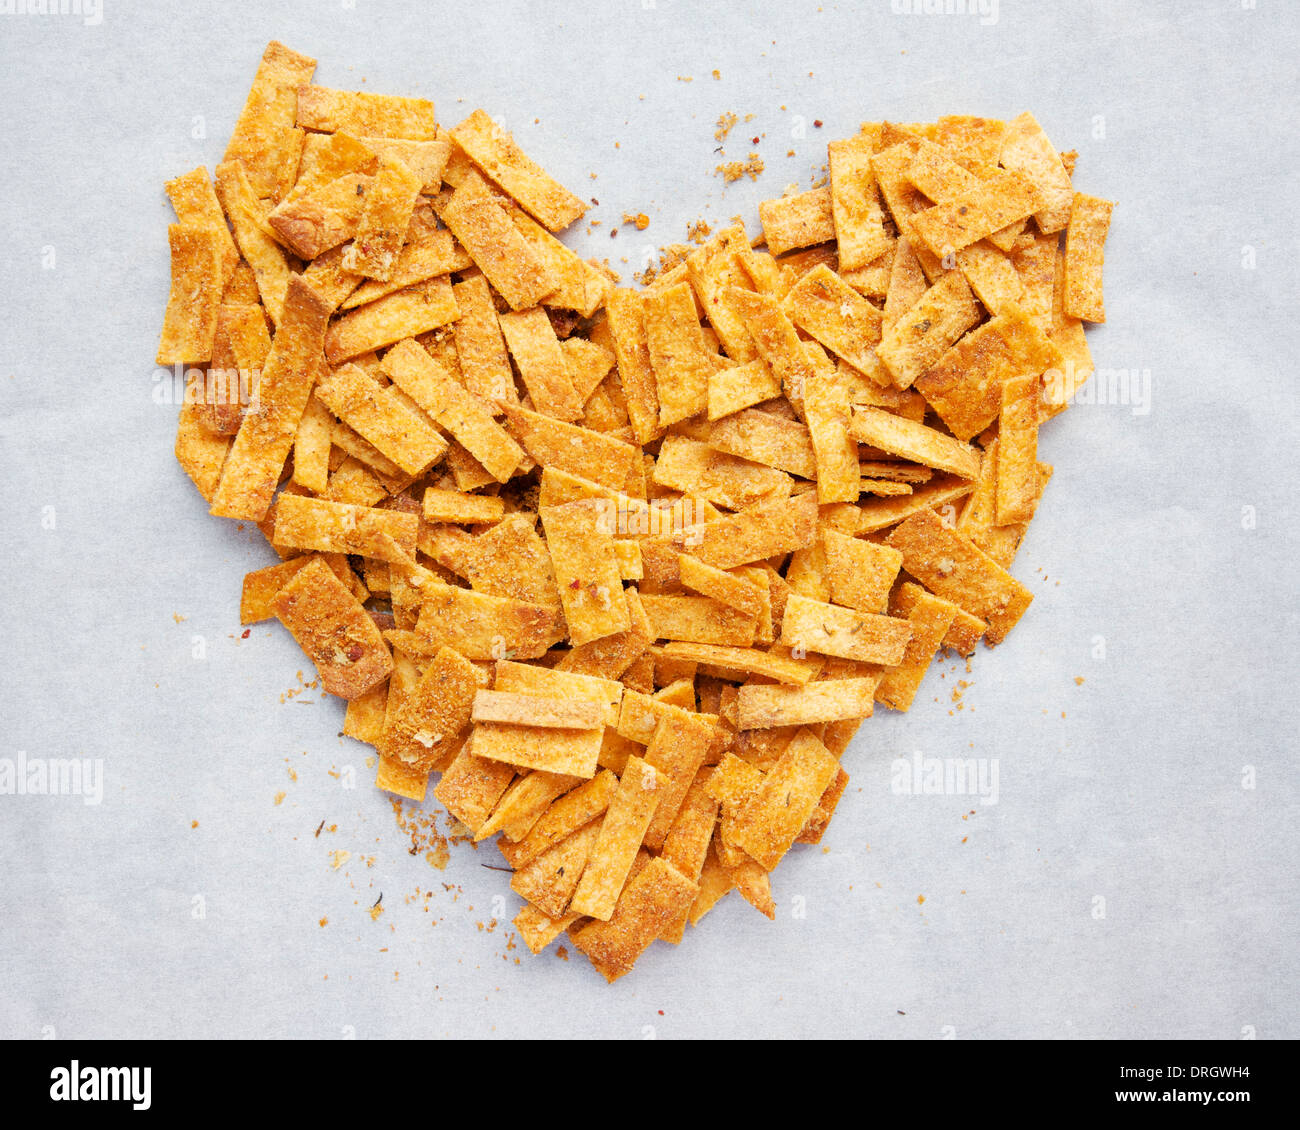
[0,0,1296,1039]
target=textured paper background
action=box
[1,0,1296,1040]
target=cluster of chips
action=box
[162,42,1113,980]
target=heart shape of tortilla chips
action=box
[162,41,1112,981]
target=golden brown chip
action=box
[271,557,393,699]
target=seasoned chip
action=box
[540,499,632,646]
[325,276,459,362]
[884,508,1032,645]
[271,557,393,699]
[736,677,878,730]
[875,272,981,390]
[156,224,224,365]
[209,277,332,520]
[381,338,523,481]
[758,186,835,257]
[296,85,437,140]
[499,306,585,421]
[995,374,1041,525]
[730,727,839,870]
[999,111,1074,233]
[1063,192,1114,323]
[315,362,447,475]
[435,170,558,310]
[848,406,981,479]
[451,108,587,232]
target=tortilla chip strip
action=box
[875,272,981,390]
[804,374,861,504]
[374,751,428,802]
[568,756,661,920]
[653,436,792,511]
[349,136,449,192]
[421,488,504,525]
[209,277,331,520]
[499,769,619,869]
[660,641,814,685]
[848,405,980,479]
[411,581,562,660]
[471,690,603,730]
[914,305,1061,441]
[561,337,615,405]
[708,408,817,479]
[957,241,1024,315]
[995,375,1040,525]
[707,358,783,421]
[268,172,371,259]
[821,527,903,612]
[676,554,767,620]
[605,288,663,445]
[961,442,1054,568]
[779,592,912,664]
[434,734,516,835]
[380,644,478,771]
[875,584,958,712]
[828,135,891,271]
[735,677,877,730]
[644,280,715,426]
[296,85,437,140]
[684,226,758,362]
[782,264,885,378]
[540,499,632,647]
[498,306,584,421]
[884,508,1032,645]
[615,690,722,748]
[165,166,240,283]
[480,770,583,843]
[1063,192,1113,323]
[315,362,446,475]
[688,842,737,925]
[451,108,587,232]
[758,186,835,257]
[503,200,610,317]
[175,381,231,501]
[342,154,423,280]
[380,338,522,481]
[156,224,224,365]
[327,276,458,361]
[726,286,817,405]
[240,553,357,624]
[511,817,601,918]
[905,142,1026,254]
[657,769,721,943]
[450,274,516,405]
[573,855,697,981]
[501,404,637,490]
[271,494,417,561]
[513,905,582,954]
[223,41,316,199]
[641,714,718,851]
[472,662,620,777]
[201,302,272,436]
[795,766,850,845]
[675,491,819,574]
[270,557,392,699]
[641,594,757,648]
[341,226,464,310]
[999,111,1074,233]
[730,728,839,871]
[435,170,558,310]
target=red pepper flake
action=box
[813,119,823,128]
[240,628,250,639]
[751,136,760,145]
